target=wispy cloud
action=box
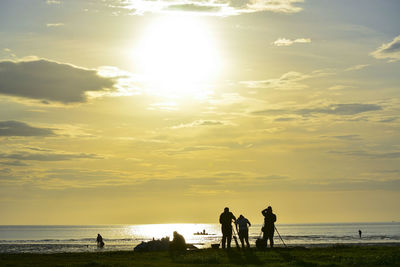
[241,70,330,90]
[272,37,311,46]
[107,0,304,16]
[371,34,400,62]
[253,103,382,116]
[322,135,362,141]
[345,64,369,71]
[46,23,64,27]
[328,85,355,90]
[0,150,101,162]
[172,120,233,129]
[46,0,62,4]
[329,150,400,159]
[0,121,55,137]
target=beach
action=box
[1,245,399,266]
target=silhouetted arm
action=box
[247,219,251,227]
[231,213,237,223]
[261,209,268,216]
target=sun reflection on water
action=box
[128,223,220,245]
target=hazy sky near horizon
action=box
[0,0,399,225]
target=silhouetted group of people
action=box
[219,206,276,249]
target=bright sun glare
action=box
[135,15,221,99]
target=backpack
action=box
[255,238,267,250]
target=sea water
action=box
[0,222,399,253]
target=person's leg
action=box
[269,233,274,248]
[238,231,245,248]
[227,228,232,248]
[227,235,232,248]
[222,234,227,249]
[244,230,250,248]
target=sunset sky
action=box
[0,0,399,225]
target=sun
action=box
[134,15,221,99]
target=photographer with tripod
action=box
[261,206,276,248]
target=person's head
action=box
[239,215,243,219]
[267,206,272,213]
[224,207,229,213]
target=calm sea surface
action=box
[0,222,399,253]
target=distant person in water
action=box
[262,206,276,248]
[359,230,362,239]
[170,231,186,252]
[96,233,104,248]
[235,214,251,248]
[219,207,237,249]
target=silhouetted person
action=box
[96,233,104,248]
[235,214,251,248]
[170,231,186,252]
[219,207,236,249]
[261,206,276,248]
[359,230,362,239]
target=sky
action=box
[0,0,399,225]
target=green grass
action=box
[1,246,399,266]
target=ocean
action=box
[0,222,399,253]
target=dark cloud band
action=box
[0,59,115,103]
[0,121,55,136]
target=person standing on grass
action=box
[219,207,236,249]
[235,214,251,248]
[261,206,276,248]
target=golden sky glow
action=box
[0,0,399,225]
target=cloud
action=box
[0,161,29,167]
[273,38,311,46]
[241,69,333,91]
[325,135,362,141]
[297,103,382,116]
[241,71,310,90]
[329,150,400,159]
[0,59,116,104]
[379,117,398,123]
[107,0,304,16]
[274,117,296,122]
[172,120,231,129]
[253,103,382,116]
[0,150,101,161]
[46,23,64,27]
[46,0,61,4]
[328,85,355,90]
[163,145,224,155]
[0,121,55,137]
[371,34,400,62]
[345,64,369,71]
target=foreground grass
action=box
[1,246,399,266]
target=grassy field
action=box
[1,246,399,266]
